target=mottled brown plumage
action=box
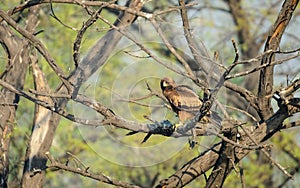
[160,77,211,123]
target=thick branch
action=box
[257,0,299,120]
[205,128,237,188]
[157,143,221,188]
[0,5,40,187]
[156,93,300,187]
[4,0,145,187]
[69,0,144,95]
[21,52,54,187]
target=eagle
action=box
[160,77,220,124]
[130,77,221,144]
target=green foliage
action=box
[2,0,300,187]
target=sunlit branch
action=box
[45,152,140,188]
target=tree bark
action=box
[258,0,299,120]
[20,0,144,187]
[0,5,39,186]
[204,127,237,188]
[0,24,28,188]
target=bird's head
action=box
[160,77,175,90]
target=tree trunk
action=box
[0,24,29,188]
[21,1,144,187]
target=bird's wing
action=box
[163,84,204,123]
[173,85,202,113]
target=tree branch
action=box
[257,0,299,120]
[156,92,300,187]
[45,152,140,188]
[0,9,73,93]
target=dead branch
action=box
[178,0,206,76]
[22,49,54,187]
[150,18,197,82]
[226,51,300,79]
[157,142,221,188]
[204,124,238,188]
[94,11,187,78]
[257,0,299,120]
[281,121,300,130]
[0,9,73,93]
[0,5,41,186]
[225,105,259,126]
[239,123,293,179]
[73,4,107,66]
[9,0,197,21]
[156,91,300,187]
[225,81,259,111]
[49,0,78,31]
[45,152,140,188]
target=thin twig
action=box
[208,129,264,150]
[239,124,293,179]
[49,0,78,31]
[95,13,189,78]
[0,9,74,93]
[73,6,104,66]
[45,152,140,188]
[150,18,197,81]
[224,81,259,111]
[178,0,206,75]
[9,0,198,20]
[66,152,88,170]
[117,98,164,108]
[28,89,71,98]
[226,52,300,79]
[225,105,259,127]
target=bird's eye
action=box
[162,81,169,87]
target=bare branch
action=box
[239,123,293,179]
[150,18,197,81]
[0,9,73,93]
[278,78,300,98]
[224,81,259,111]
[157,91,300,187]
[93,11,187,77]
[257,0,299,120]
[45,152,140,188]
[158,143,221,188]
[178,0,207,79]
[225,105,259,126]
[9,0,197,21]
[226,51,300,79]
[49,0,78,31]
[281,121,300,130]
[72,1,111,67]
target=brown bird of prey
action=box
[134,77,220,144]
[160,77,218,124]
